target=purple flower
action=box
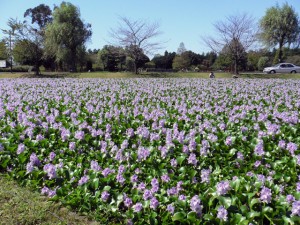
[225,136,233,146]
[150,197,159,209]
[217,206,228,221]
[30,153,41,166]
[254,160,261,168]
[287,142,298,156]
[133,202,143,212]
[75,130,85,140]
[286,195,295,204]
[179,195,186,201]
[69,142,76,150]
[143,189,153,200]
[254,140,265,156]
[188,153,198,166]
[278,140,286,149]
[260,186,272,203]
[43,163,57,179]
[41,186,49,195]
[292,201,300,216]
[170,158,178,167]
[26,162,34,173]
[190,195,202,215]
[167,204,175,214]
[90,160,101,172]
[17,143,25,154]
[296,182,300,192]
[161,174,170,183]
[131,174,138,183]
[124,196,133,207]
[49,152,56,161]
[201,169,211,183]
[102,168,113,177]
[216,181,231,195]
[101,191,110,202]
[78,175,89,186]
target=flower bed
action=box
[0,78,300,224]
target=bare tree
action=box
[110,16,163,74]
[202,13,257,74]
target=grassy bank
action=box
[0,174,98,225]
[1,71,300,79]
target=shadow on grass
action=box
[20,72,80,78]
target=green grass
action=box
[0,174,98,225]
[1,71,300,79]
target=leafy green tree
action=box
[0,40,8,60]
[257,56,270,71]
[259,3,300,63]
[1,18,23,72]
[24,4,52,29]
[172,55,190,71]
[151,51,176,69]
[97,45,126,72]
[44,2,92,72]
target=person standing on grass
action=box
[209,71,215,78]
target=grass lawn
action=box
[1,71,300,79]
[0,174,98,225]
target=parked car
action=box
[263,63,300,74]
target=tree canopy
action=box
[259,3,300,63]
[44,2,92,72]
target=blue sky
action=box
[1,0,299,55]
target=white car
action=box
[263,63,300,74]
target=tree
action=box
[259,3,300,63]
[257,56,269,71]
[97,45,126,72]
[177,42,187,55]
[172,55,190,71]
[151,51,176,70]
[44,2,92,72]
[110,16,163,74]
[202,13,257,74]
[1,18,23,72]
[24,4,52,29]
[0,40,8,60]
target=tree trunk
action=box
[71,48,77,72]
[134,60,138,74]
[234,57,238,75]
[278,38,284,63]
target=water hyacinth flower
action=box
[287,142,298,156]
[75,130,85,140]
[101,191,110,202]
[124,196,133,208]
[190,195,202,216]
[69,142,76,150]
[216,181,231,195]
[17,143,25,154]
[150,197,159,209]
[161,174,170,183]
[254,140,265,156]
[286,194,295,204]
[167,204,175,214]
[260,186,272,203]
[237,151,244,160]
[225,136,233,146]
[188,153,198,166]
[133,202,143,213]
[90,160,101,172]
[49,152,56,161]
[217,206,228,221]
[78,175,89,186]
[30,153,41,166]
[291,201,300,216]
[43,163,57,179]
[201,169,211,184]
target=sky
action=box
[1,0,300,56]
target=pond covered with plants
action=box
[0,78,300,224]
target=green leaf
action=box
[172,212,186,222]
[187,211,197,222]
[247,211,260,219]
[262,206,273,214]
[283,216,294,225]
[250,198,260,209]
[103,185,111,191]
[218,196,232,208]
[177,155,186,165]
